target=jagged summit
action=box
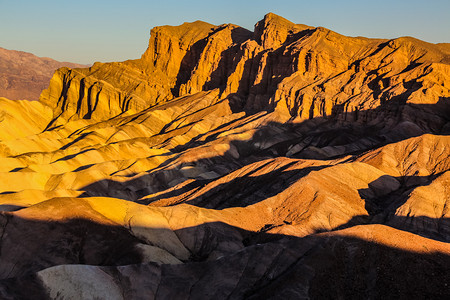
[254,12,312,49]
[0,14,449,298]
[36,13,449,126]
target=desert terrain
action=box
[0,13,449,299]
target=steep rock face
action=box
[271,33,450,122]
[254,13,313,50]
[39,21,219,123]
[39,13,450,130]
[176,24,253,96]
[141,21,216,82]
[40,64,155,124]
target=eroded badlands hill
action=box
[0,13,449,299]
[0,47,88,101]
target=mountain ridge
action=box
[37,13,449,127]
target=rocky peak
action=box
[141,20,216,78]
[37,13,450,126]
[254,12,312,49]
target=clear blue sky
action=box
[1,0,449,64]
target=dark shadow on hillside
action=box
[0,214,144,281]
[359,173,444,216]
[169,96,450,161]
[163,172,450,244]
[300,173,450,244]
[145,164,327,209]
[73,97,449,207]
[319,213,450,245]
[0,213,450,299]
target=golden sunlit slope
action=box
[0,97,52,140]
[0,13,449,299]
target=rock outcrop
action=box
[0,13,449,299]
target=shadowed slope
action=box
[0,215,449,299]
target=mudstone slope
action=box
[0,13,449,299]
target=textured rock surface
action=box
[0,13,449,299]
[0,47,88,101]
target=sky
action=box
[1,0,449,64]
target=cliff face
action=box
[0,13,449,299]
[40,12,450,126]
